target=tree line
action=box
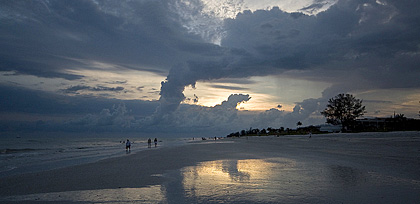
[227,93,419,137]
[227,125,322,137]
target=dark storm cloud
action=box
[62,85,124,94]
[222,0,420,74]
[136,86,145,92]
[211,78,257,85]
[0,0,210,79]
[0,85,157,116]
[300,2,327,14]
[3,0,419,94]
[209,84,250,91]
[239,0,418,77]
[105,80,127,85]
[363,100,392,104]
[61,85,91,94]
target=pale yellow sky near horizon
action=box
[3,68,419,119]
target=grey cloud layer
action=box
[224,0,420,87]
[3,0,418,95]
[0,0,213,78]
[62,85,125,94]
[0,85,157,116]
[158,0,420,115]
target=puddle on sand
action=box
[163,158,420,203]
[163,158,331,203]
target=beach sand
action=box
[1,131,419,203]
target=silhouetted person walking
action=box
[126,139,131,151]
[148,138,152,148]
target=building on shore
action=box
[353,117,420,132]
[318,116,420,133]
[319,124,342,133]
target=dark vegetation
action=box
[227,93,420,137]
[321,93,365,131]
[352,114,420,132]
[227,126,323,137]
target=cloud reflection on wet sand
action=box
[178,158,326,203]
[2,157,419,203]
[173,158,420,203]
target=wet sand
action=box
[1,131,419,203]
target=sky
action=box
[1,0,419,137]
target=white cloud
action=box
[67,103,134,129]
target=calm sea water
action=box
[0,133,190,178]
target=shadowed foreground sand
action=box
[1,132,419,203]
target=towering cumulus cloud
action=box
[146,93,251,135]
[157,0,420,117]
[156,47,250,116]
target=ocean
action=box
[0,132,191,178]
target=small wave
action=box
[75,147,93,150]
[0,148,43,154]
[0,165,17,173]
[27,139,43,143]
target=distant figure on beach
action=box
[309,132,312,138]
[148,138,152,148]
[126,139,131,151]
[154,138,158,147]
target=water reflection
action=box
[2,185,167,203]
[174,158,420,203]
[180,158,309,203]
[4,158,418,203]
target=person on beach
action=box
[126,139,131,151]
[154,138,158,147]
[148,138,152,148]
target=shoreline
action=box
[0,136,191,179]
[1,131,419,203]
[0,140,244,198]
